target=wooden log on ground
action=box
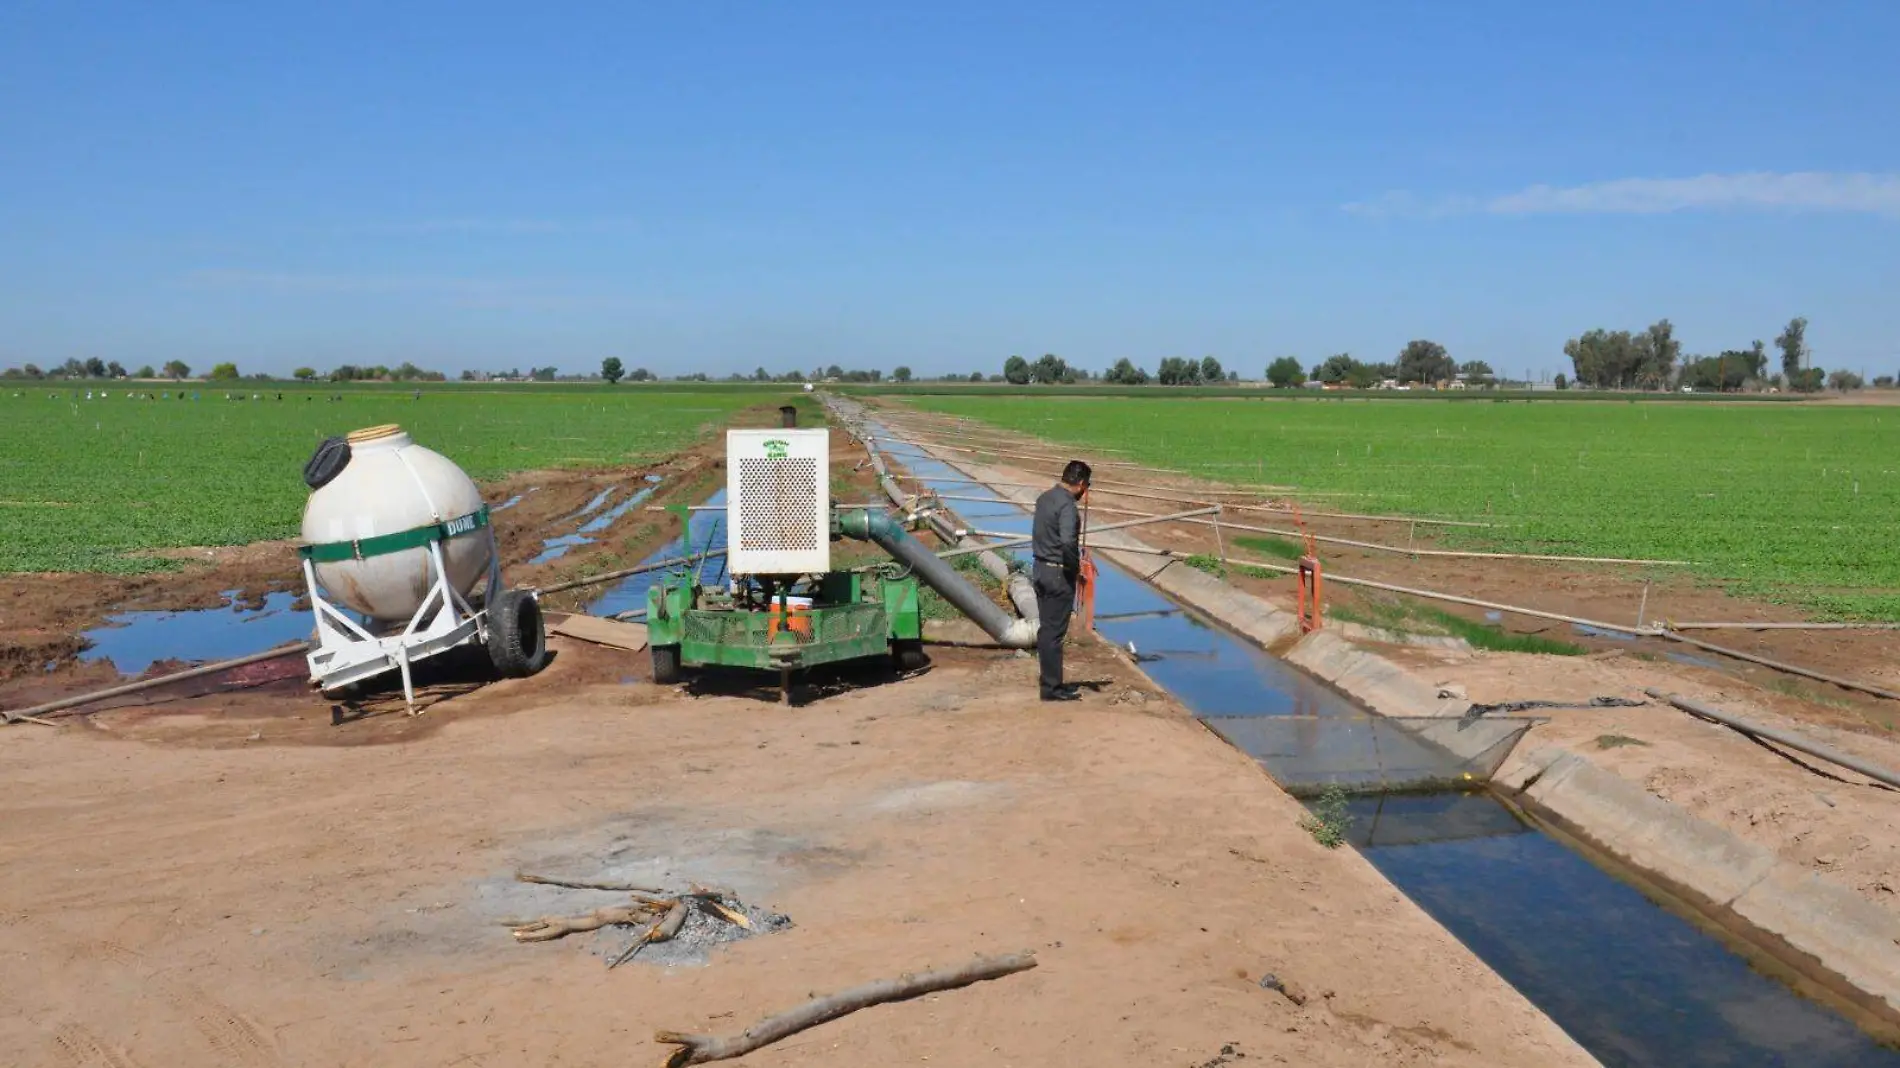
[510,902,666,943]
[609,899,690,969]
[654,951,1038,1066]
[515,871,666,894]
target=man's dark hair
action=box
[1061,459,1093,487]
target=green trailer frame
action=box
[647,569,923,676]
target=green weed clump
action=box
[1184,553,1284,580]
[1328,599,1585,655]
[1234,534,1306,561]
[1301,784,1353,849]
[918,553,1002,621]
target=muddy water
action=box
[875,425,1900,1068]
[81,590,310,675]
[530,476,666,565]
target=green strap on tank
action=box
[298,505,490,563]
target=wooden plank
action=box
[550,614,650,652]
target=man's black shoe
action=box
[1040,689,1082,702]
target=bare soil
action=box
[0,625,1594,1067]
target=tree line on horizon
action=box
[1562,316,1859,393]
[6,316,1887,393]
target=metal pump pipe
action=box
[836,508,1035,649]
[1646,689,1900,790]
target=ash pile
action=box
[496,871,791,969]
[594,893,792,968]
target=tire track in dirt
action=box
[18,922,281,1068]
[45,1021,144,1068]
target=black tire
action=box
[891,638,927,672]
[485,589,549,678]
[652,644,682,685]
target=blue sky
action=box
[3,1,1897,379]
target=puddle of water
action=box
[587,490,729,618]
[81,590,310,675]
[529,534,592,565]
[1348,792,1900,1068]
[493,487,537,512]
[578,481,663,534]
[530,480,668,563]
[562,488,617,523]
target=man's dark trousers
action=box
[1034,562,1074,696]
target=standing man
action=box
[1032,460,1092,702]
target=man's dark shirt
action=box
[1033,485,1080,575]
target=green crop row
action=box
[0,386,773,573]
[904,395,1900,621]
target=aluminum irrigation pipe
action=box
[865,436,1152,470]
[858,430,1040,627]
[1196,552,1664,637]
[1222,502,1492,529]
[925,492,1491,530]
[4,641,313,723]
[1165,514,1689,567]
[534,549,731,596]
[869,445,1294,495]
[1664,621,1900,631]
[1657,631,1900,702]
[645,503,890,513]
[961,503,1682,567]
[936,506,1222,559]
[1644,689,1900,789]
[889,472,1275,510]
[877,420,1136,455]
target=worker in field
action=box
[1032,459,1092,701]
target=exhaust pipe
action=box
[837,508,1035,648]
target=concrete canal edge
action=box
[930,447,1900,1028]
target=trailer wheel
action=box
[652,644,682,684]
[486,589,549,678]
[891,638,927,672]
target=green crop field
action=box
[0,384,781,574]
[904,395,1900,621]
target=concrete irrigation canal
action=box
[845,406,1900,1068]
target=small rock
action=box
[251,927,265,936]
[1437,684,1466,700]
[1258,973,1307,1006]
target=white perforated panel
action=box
[726,429,830,574]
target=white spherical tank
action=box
[301,425,492,622]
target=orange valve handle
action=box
[1076,551,1099,632]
